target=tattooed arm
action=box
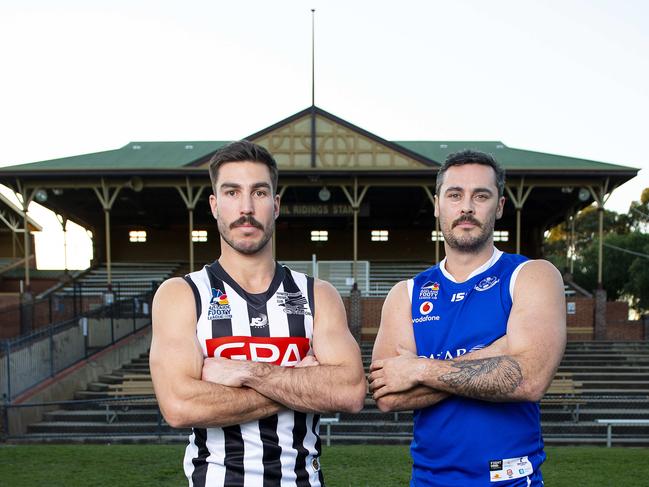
[370,260,566,403]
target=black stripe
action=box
[223,425,245,487]
[312,414,324,486]
[281,268,307,337]
[205,271,233,338]
[208,260,285,306]
[292,412,310,487]
[306,275,315,319]
[190,428,209,487]
[182,275,202,323]
[246,301,283,485]
[260,415,283,487]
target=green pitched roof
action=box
[395,141,637,172]
[2,141,229,171]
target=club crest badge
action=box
[277,291,312,315]
[474,276,500,292]
[208,288,232,320]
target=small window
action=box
[129,230,147,243]
[371,230,389,242]
[494,230,509,242]
[431,230,444,242]
[311,230,328,242]
[192,230,208,242]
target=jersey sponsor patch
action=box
[207,288,232,320]
[277,291,312,315]
[419,301,434,315]
[205,336,311,367]
[489,456,533,482]
[474,276,500,292]
[250,313,268,328]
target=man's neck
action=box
[218,242,276,294]
[442,242,496,283]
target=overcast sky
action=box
[1,0,647,266]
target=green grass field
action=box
[1,444,648,486]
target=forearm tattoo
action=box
[439,356,523,400]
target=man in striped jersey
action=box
[150,140,366,487]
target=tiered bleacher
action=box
[14,340,649,446]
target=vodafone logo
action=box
[205,336,311,367]
[419,301,434,315]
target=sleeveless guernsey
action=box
[408,249,545,487]
[182,261,323,487]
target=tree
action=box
[543,188,649,313]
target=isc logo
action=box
[205,336,311,367]
[451,292,466,302]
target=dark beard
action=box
[443,215,493,253]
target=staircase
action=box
[16,341,649,446]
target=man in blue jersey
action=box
[369,150,566,486]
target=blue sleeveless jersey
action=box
[409,250,545,487]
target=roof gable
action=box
[242,107,438,171]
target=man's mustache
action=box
[230,216,264,230]
[452,215,482,228]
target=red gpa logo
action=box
[205,336,311,367]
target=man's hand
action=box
[202,357,253,387]
[369,345,425,399]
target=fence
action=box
[279,260,370,295]
[0,284,157,402]
[0,281,160,339]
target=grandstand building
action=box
[0,106,638,279]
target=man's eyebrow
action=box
[219,182,271,190]
[219,182,241,190]
[473,187,494,195]
[444,186,464,193]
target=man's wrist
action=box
[242,361,272,387]
[414,357,432,386]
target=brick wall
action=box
[342,296,645,343]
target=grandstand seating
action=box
[15,341,649,446]
[55,262,180,299]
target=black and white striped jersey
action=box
[182,261,324,487]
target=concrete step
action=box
[28,421,176,434]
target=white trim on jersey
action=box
[439,247,504,283]
[407,279,414,304]
[509,260,531,302]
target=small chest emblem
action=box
[419,281,440,300]
[474,276,499,292]
[277,291,312,315]
[208,288,232,320]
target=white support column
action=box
[176,178,207,273]
[422,186,440,263]
[273,186,289,260]
[505,178,534,254]
[93,179,122,287]
[341,179,370,284]
[15,180,37,292]
[588,178,617,288]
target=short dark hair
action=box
[436,150,505,197]
[208,140,278,195]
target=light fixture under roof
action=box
[578,188,591,202]
[318,186,331,202]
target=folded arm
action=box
[150,278,283,429]
[370,260,567,403]
[202,279,366,414]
